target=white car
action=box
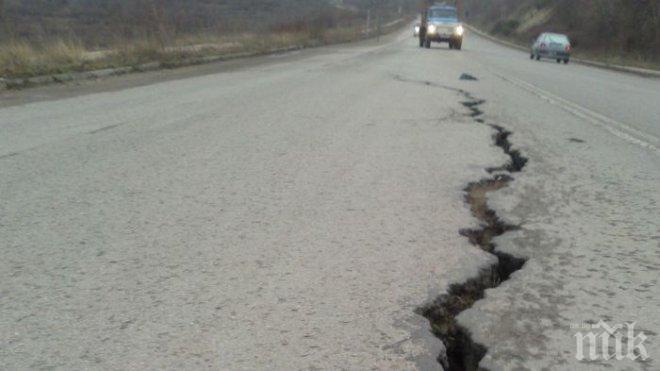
[531,33,571,64]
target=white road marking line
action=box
[495,73,659,154]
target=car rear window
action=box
[548,34,569,43]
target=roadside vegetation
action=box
[463,0,660,69]
[0,0,415,80]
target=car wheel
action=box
[556,58,561,63]
[449,41,454,49]
[425,40,431,49]
[536,54,541,61]
[530,53,534,59]
[454,41,462,50]
[564,59,570,64]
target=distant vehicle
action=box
[419,5,464,50]
[414,23,421,37]
[531,33,571,64]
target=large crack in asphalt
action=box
[393,75,529,370]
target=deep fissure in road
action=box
[390,74,530,370]
[415,91,528,371]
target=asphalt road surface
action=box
[1,27,658,370]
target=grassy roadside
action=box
[567,50,660,72]
[0,21,405,85]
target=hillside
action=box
[463,0,660,65]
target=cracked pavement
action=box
[1,27,659,370]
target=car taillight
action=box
[540,43,546,49]
[565,45,571,52]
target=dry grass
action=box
[0,40,88,78]
[44,40,86,66]
[572,50,660,71]
[0,19,405,81]
[0,42,33,76]
[110,39,169,67]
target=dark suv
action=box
[420,5,464,50]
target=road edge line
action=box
[494,72,660,154]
